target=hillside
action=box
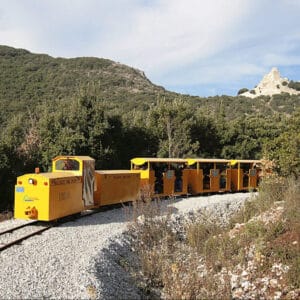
[0,45,299,118]
[0,45,165,107]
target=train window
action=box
[188,163,197,169]
[201,163,214,175]
[56,159,80,171]
[133,163,148,170]
[216,163,226,171]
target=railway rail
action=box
[0,208,106,252]
[0,220,38,236]
[0,221,52,252]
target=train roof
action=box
[95,170,136,174]
[18,172,79,179]
[187,158,230,165]
[131,157,187,165]
[52,155,94,162]
[230,159,262,165]
[131,157,263,166]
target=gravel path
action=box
[0,193,253,299]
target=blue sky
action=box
[1,0,300,97]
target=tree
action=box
[237,88,249,95]
[191,110,221,157]
[147,98,199,157]
[0,114,27,210]
[220,115,283,159]
[263,109,300,178]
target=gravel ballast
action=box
[0,193,253,299]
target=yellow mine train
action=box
[14,155,264,221]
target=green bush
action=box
[288,80,300,91]
[237,88,249,95]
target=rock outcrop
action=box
[240,67,300,98]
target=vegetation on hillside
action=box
[127,176,300,299]
[1,45,299,118]
[288,80,300,91]
[0,45,299,210]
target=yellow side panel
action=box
[231,168,250,191]
[230,169,239,191]
[187,169,203,194]
[131,169,150,179]
[181,169,189,194]
[49,181,84,220]
[94,171,140,206]
[163,170,175,196]
[148,170,155,187]
[188,169,232,194]
[225,169,232,191]
[158,169,188,197]
[210,170,220,192]
[249,169,258,189]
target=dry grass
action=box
[127,177,300,299]
[0,211,13,222]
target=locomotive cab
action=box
[52,156,95,207]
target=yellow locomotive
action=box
[14,156,264,221]
[14,156,140,221]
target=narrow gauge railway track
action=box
[0,208,109,252]
[0,220,39,236]
[0,221,52,252]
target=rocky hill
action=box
[0,45,165,105]
[0,45,299,118]
[240,67,300,98]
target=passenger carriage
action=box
[186,158,232,194]
[229,159,262,191]
[131,157,189,197]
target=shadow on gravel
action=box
[92,234,144,300]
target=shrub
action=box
[237,88,249,95]
[127,176,300,298]
[288,80,300,91]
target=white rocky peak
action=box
[240,67,300,98]
[262,67,281,83]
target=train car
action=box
[131,157,189,197]
[187,158,232,194]
[229,159,262,191]
[14,155,266,221]
[14,156,140,221]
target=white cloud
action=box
[97,0,254,75]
